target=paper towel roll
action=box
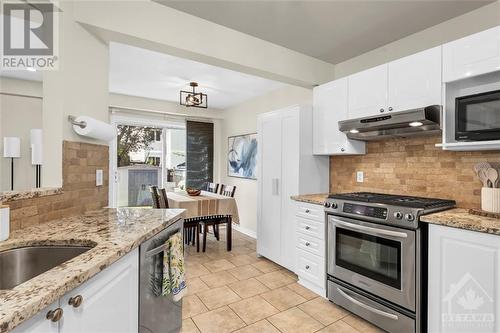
[73,116,117,142]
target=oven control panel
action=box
[342,203,387,220]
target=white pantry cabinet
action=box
[443,26,500,83]
[313,78,365,155]
[348,64,388,119]
[428,224,500,333]
[12,249,139,333]
[257,105,329,271]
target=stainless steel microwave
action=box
[456,89,500,141]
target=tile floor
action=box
[182,228,384,333]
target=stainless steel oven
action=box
[327,215,416,311]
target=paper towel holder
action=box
[68,115,87,129]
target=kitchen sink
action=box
[0,245,93,290]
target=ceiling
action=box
[109,42,285,109]
[158,0,493,64]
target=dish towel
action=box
[162,231,187,301]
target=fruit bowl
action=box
[186,188,201,196]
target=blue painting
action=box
[228,133,257,179]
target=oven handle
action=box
[334,220,408,239]
[337,287,399,320]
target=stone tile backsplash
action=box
[7,141,109,231]
[330,135,500,209]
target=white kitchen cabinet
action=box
[388,47,442,112]
[313,78,365,155]
[12,302,60,333]
[257,105,329,272]
[348,64,388,119]
[428,224,500,333]
[443,26,500,83]
[13,249,138,333]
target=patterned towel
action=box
[162,231,187,301]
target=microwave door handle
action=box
[337,287,399,320]
[334,220,408,239]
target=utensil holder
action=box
[481,187,500,213]
[0,205,9,241]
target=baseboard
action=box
[298,278,326,298]
[232,224,256,239]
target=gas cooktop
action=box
[325,192,456,229]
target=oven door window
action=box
[336,227,401,289]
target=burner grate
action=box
[328,192,456,209]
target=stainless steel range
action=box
[325,192,455,333]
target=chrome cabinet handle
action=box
[379,108,385,113]
[69,295,83,308]
[388,107,393,111]
[305,242,310,246]
[305,209,310,213]
[305,265,310,270]
[305,226,310,230]
[340,147,345,152]
[46,308,63,322]
[337,287,398,320]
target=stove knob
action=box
[405,213,415,221]
[324,202,331,208]
[331,202,338,209]
[394,212,403,220]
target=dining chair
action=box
[149,186,161,208]
[159,188,169,208]
[185,214,232,252]
[206,182,220,193]
[220,184,236,197]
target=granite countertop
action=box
[0,207,185,333]
[0,188,62,203]
[421,208,500,236]
[290,193,329,206]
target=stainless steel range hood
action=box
[338,105,442,141]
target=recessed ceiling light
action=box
[26,67,36,72]
[409,121,423,127]
[349,129,359,133]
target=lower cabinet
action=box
[13,249,139,333]
[428,224,500,333]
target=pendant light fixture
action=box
[180,82,208,108]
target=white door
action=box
[348,64,388,119]
[388,47,442,112]
[443,26,500,82]
[257,112,282,263]
[11,302,60,333]
[279,107,299,271]
[59,250,139,333]
[428,225,500,333]
[313,78,365,155]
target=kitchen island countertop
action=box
[0,207,184,333]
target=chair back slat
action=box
[159,188,169,209]
[206,182,219,193]
[220,184,236,197]
[149,186,161,208]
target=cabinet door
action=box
[257,112,282,263]
[11,302,59,333]
[428,225,500,333]
[59,249,139,333]
[443,26,500,82]
[348,64,388,118]
[388,47,442,112]
[313,78,365,155]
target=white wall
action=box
[220,85,312,236]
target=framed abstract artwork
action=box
[227,133,257,179]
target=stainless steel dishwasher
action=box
[139,218,183,333]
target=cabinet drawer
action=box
[295,202,324,222]
[296,217,324,240]
[296,248,325,288]
[296,232,325,257]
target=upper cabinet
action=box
[443,26,500,83]
[348,64,388,119]
[313,78,365,155]
[388,46,442,111]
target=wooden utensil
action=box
[475,162,492,187]
[487,167,499,188]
